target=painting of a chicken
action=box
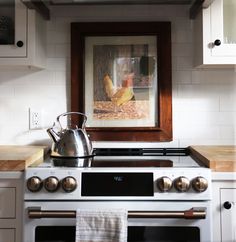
[103,73,134,107]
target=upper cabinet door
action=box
[210,0,236,57]
[0,0,27,57]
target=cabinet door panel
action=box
[0,0,27,57]
[211,0,236,57]
[0,229,15,242]
[221,188,236,242]
[0,188,15,218]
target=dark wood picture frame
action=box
[71,22,172,142]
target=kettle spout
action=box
[47,127,60,143]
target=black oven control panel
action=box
[81,172,153,196]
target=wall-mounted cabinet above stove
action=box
[194,0,236,67]
[0,0,46,68]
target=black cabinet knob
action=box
[16,41,24,48]
[223,201,232,210]
[214,39,221,46]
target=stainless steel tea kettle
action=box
[47,112,93,160]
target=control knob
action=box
[27,176,42,192]
[44,176,60,192]
[192,176,208,192]
[61,176,77,192]
[157,176,172,192]
[174,176,190,192]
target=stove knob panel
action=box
[27,176,42,192]
[61,176,77,193]
[192,176,208,192]
[156,176,172,192]
[174,176,190,192]
[44,176,60,192]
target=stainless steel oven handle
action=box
[27,207,206,219]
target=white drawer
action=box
[0,228,15,242]
[0,188,15,218]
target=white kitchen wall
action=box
[0,4,235,147]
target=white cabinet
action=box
[0,188,16,218]
[0,0,27,57]
[212,177,236,242]
[194,0,236,67]
[220,188,236,242]
[0,173,23,242]
[0,229,15,242]
[0,0,46,68]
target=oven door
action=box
[24,201,212,242]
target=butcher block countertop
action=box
[190,145,236,172]
[0,145,44,171]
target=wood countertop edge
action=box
[189,146,216,170]
[189,146,236,172]
[24,148,44,166]
[0,146,45,171]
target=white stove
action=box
[23,148,213,242]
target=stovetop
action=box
[31,148,202,168]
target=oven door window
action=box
[35,226,75,242]
[35,226,200,242]
[128,226,200,242]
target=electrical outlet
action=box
[29,108,43,130]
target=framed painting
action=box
[71,22,172,142]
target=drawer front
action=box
[0,228,15,242]
[0,188,15,218]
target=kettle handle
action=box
[56,112,87,129]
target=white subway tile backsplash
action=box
[175,30,193,44]
[220,97,236,111]
[176,57,193,70]
[172,44,192,57]
[0,85,14,98]
[0,5,235,146]
[54,17,71,32]
[218,112,236,126]
[54,71,69,85]
[173,97,220,112]
[172,71,192,84]
[46,58,67,71]
[93,141,179,149]
[179,139,236,146]
[219,126,235,140]
[46,19,55,31]
[55,44,70,58]
[178,84,222,98]
[205,69,236,84]
[174,124,220,140]
[191,70,204,84]
[22,70,55,85]
[46,44,56,58]
[47,30,69,44]
[175,111,221,126]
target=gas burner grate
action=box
[94,148,189,156]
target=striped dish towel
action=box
[76,209,128,242]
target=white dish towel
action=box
[76,209,128,242]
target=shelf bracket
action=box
[21,0,50,20]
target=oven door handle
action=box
[27,207,206,219]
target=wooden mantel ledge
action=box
[189,145,236,172]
